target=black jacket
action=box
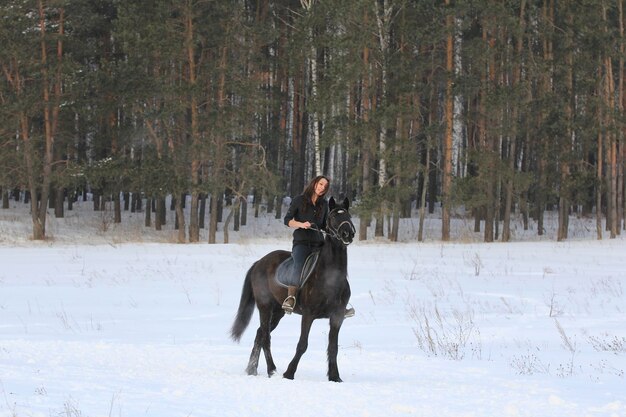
[283,194,328,246]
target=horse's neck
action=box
[321,237,348,273]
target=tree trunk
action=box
[145,197,152,227]
[597,129,603,240]
[186,1,200,243]
[290,71,305,197]
[19,112,44,239]
[55,187,64,219]
[32,0,61,239]
[300,0,322,176]
[199,194,206,229]
[597,59,604,240]
[159,197,167,226]
[114,192,121,224]
[176,194,186,243]
[390,100,407,243]
[208,45,228,244]
[234,199,240,232]
[240,197,247,226]
[537,0,555,237]
[558,11,575,241]
[374,0,391,240]
[155,197,163,231]
[359,27,372,242]
[223,198,240,244]
[502,135,516,242]
[482,19,498,244]
[619,0,625,233]
[503,0,526,242]
[607,49,619,237]
[310,44,322,176]
[209,192,218,244]
[442,0,454,241]
[418,144,430,242]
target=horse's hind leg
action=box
[246,306,279,377]
[283,314,314,380]
[245,327,263,376]
[245,305,271,375]
[262,308,285,377]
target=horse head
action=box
[327,197,356,246]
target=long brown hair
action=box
[302,175,330,206]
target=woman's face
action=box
[314,178,329,197]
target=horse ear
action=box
[343,197,350,210]
[329,197,336,210]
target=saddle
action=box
[275,251,320,288]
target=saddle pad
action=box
[275,251,320,288]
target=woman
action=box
[282,175,330,313]
[283,176,355,317]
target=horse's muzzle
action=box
[340,229,354,245]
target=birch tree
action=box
[442,0,454,241]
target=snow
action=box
[1,200,625,417]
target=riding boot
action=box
[345,306,356,318]
[282,286,297,314]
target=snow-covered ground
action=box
[1,199,625,417]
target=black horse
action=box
[230,197,355,382]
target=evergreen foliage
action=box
[1,0,626,242]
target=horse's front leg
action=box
[283,314,315,380]
[327,312,344,382]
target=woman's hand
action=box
[289,219,312,229]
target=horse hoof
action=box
[329,376,343,383]
[283,372,294,380]
[246,368,258,376]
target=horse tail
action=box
[230,264,256,342]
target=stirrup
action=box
[282,295,296,314]
[345,305,355,318]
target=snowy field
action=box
[1,199,625,417]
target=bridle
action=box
[311,208,355,246]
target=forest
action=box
[1,0,626,243]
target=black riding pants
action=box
[291,243,317,284]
